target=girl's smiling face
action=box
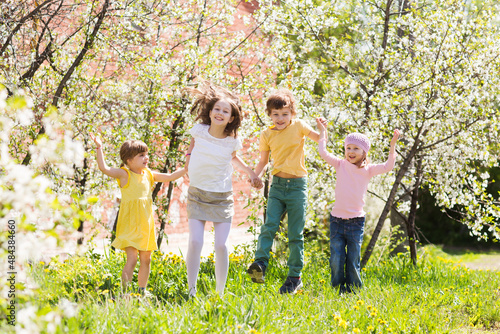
[127,151,149,173]
[269,107,293,130]
[345,144,366,165]
[210,100,234,126]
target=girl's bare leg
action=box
[122,247,138,291]
[138,250,152,288]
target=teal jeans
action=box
[255,176,308,277]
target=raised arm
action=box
[90,133,128,182]
[316,117,328,141]
[316,117,340,167]
[307,129,321,143]
[368,129,401,176]
[232,153,263,189]
[389,129,400,155]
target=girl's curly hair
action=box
[183,80,242,137]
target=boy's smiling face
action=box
[269,107,293,130]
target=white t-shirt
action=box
[188,124,243,192]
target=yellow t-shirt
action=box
[259,119,313,177]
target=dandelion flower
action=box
[356,300,364,305]
[411,308,417,314]
[367,325,374,331]
[353,328,360,333]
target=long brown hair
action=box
[119,140,148,167]
[183,80,242,137]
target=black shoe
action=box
[247,261,266,283]
[279,276,303,294]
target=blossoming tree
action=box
[252,0,500,265]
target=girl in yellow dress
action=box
[91,134,187,295]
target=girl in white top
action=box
[184,81,262,297]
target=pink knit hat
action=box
[345,133,371,153]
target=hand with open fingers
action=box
[90,133,102,148]
[391,129,401,147]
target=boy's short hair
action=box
[266,89,296,116]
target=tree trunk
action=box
[389,203,409,255]
[75,157,89,245]
[155,114,185,248]
[22,0,110,166]
[407,155,423,265]
[361,128,426,268]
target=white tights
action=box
[186,219,231,297]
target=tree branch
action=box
[0,0,55,57]
[52,0,110,107]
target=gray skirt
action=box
[187,186,234,223]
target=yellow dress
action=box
[111,167,158,251]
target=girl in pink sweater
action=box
[316,117,400,293]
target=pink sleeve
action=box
[368,151,396,177]
[318,138,341,168]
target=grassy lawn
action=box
[6,244,500,333]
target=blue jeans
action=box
[255,176,308,277]
[329,215,365,293]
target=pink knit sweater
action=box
[318,138,396,219]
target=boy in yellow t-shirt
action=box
[248,89,320,294]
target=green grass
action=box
[5,244,500,333]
